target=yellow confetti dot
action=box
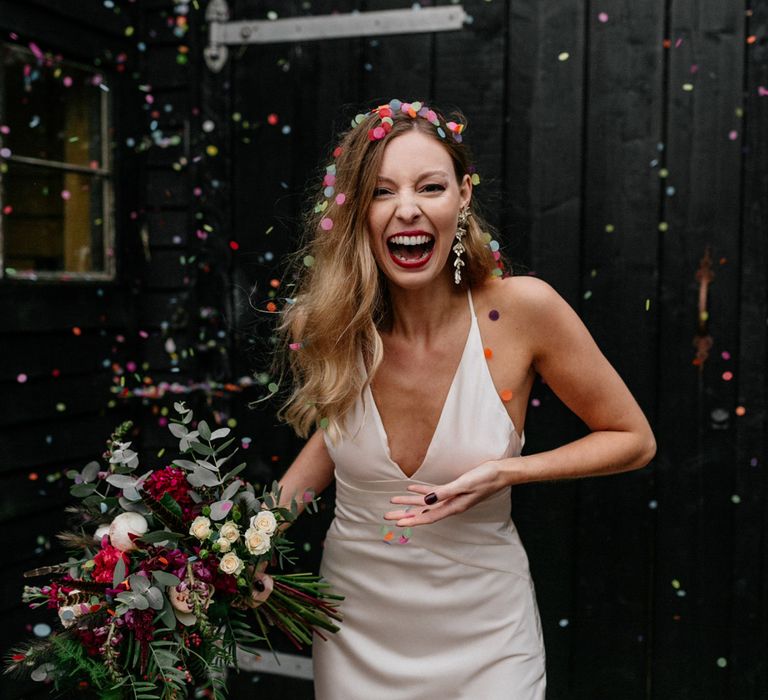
[227,418,238,428]
[558,52,570,61]
[605,224,615,233]
[206,145,219,157]
[658,222,669,232]
[682,83,694,91]
[659,168,669,178]
[471,173,481,185]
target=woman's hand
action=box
[384,460,509,527]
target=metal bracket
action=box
[205,1,468,72]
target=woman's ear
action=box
[459,173,472,209]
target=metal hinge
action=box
[205,1,468,72]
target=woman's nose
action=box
[395,193,421,221]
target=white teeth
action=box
[388,234,433,245]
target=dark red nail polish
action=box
[424,492,438,505]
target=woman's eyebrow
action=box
[375,169,451,183]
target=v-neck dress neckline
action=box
[366,291,476,481]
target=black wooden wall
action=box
[0,1,766,699]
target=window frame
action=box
[0,43,116,282]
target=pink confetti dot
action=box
[728,130,738,141]
[61,190,71,200]
[138,330,149,339]
[722,371,733,381]
[531,398,541,407]
[267,113,279,125]
[62,76,73,87]
[335,193,346,205]
[598,12,609,22]
[126,361,137,372]
[320,217,333,231]
[721,351,731,360]
[0,125,10,135]
[16,373,28,383]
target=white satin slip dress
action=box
[313,289,546,700]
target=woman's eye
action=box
[422,183,446,193]
[373,188,392,197]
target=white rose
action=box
[219,552,244,576]
[215,537,231,553]
[108,512,148,552]
[219,521,240,543]
[243,527,271,556]
[250,510,277,535]
[189,516,212,541]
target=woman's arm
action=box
[277,429,336,514]
[387,276,656,526]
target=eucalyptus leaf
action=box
[31,662,56,682]
[145,586,164,610]
[173,401,189,415]
[106,474,138,489]
[129,574,151,594]
[159,596,177,629]
[188,466,220,488]
[133,594,149,610]
[81,461,100,484]
[198,420,212,441]
[182,410,194,424]
[168,423,188,439]
[172,459,198,471]
[210,427,231,440]
[189,441,214,456]
[71,483,98,498]
[140,530,178,545]
[112,557,127,589]
[122,486,142,502]
[152,571,181,587]
[221,480,242,501]
[209,499,233,521]
[115,592,135,605]
[223,463,247,481]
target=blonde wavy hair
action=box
[277,102,501,443]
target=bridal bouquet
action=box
[5,402,342,699]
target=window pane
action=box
[0,42,112,278]
[1,44,105,168]
[2,162,106,274]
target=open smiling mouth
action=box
[386,233,436,269]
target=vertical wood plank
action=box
[574,2,665,697]
[652,1,746,697]
[730,0,768,696]
[505,1,586,697]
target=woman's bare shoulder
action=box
[476,274,561,318]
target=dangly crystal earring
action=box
[453,207,469,285]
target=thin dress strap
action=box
[467,287,477,318]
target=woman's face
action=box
[366,129,471,290]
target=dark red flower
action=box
[92,544,130,584]
[143,466,193,506]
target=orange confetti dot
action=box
[266,301,278,313]
[484,347,493,359]
[383,531,394,542]
[72,326,82,336]
[271,455,280,462]
[270,278,281,288]
[500,389,513,402]
[28,472,39,481]
[747,35,757,44]
[663,38,672,48]
[735,406,746,416]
